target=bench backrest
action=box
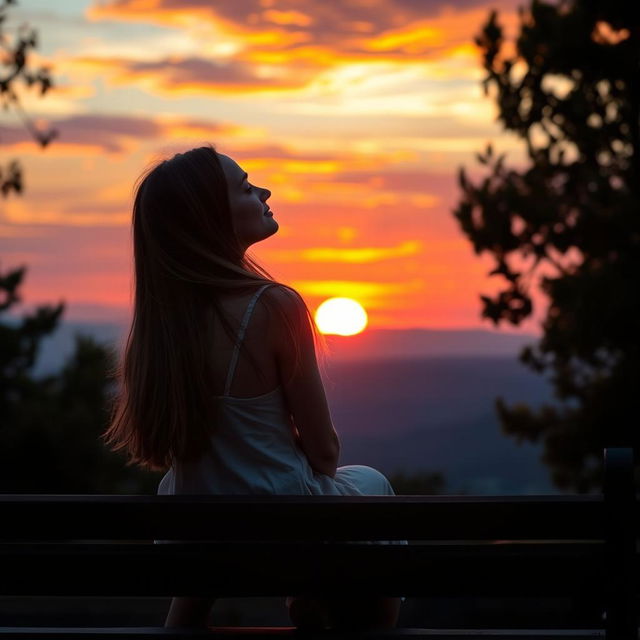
[0,447,636,639]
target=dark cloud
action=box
[123,56,310,90]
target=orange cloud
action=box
[362,22,445,53]
[292,279,424,303]
[87,0,519,59]
[270,241,422,264]
[262,9,314,27]
[81,0,520,98]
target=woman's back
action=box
[208,285,280,399]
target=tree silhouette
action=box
[0,2,160,493]
[454,0,639,492]
[0,0,57,197]
[0,264,163,493]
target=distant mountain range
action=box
[25,320,538,376]
[323,328,536,360]
[323,357,555,495]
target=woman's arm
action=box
[268,286,340,478]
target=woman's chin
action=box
[251,221,279,246]
[266,218,279,236]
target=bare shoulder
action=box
[261,284,307,321]
[259,284,314,359]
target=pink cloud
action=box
[0,113,238,154]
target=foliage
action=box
[0,265,163,492]
[453,0,639,492]
[0,0,57,197]
[0,2,159,493]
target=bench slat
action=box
[0,627,607,639]
[0,496,611,541]
[0,542,611,598]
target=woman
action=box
[102,145,403,629]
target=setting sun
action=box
[315,297,369,336]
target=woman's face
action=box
[218,153,278,251]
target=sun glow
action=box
[314,297,368,336]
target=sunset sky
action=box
[0,0,542,332]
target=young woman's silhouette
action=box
[103,145,404,629]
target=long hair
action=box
[102,144,314,472]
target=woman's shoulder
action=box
[259,284,312,342]
[262,283,305,311]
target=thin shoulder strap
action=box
[223,283,274,396]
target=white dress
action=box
[155,284,407,600]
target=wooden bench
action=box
[0,447,636,639]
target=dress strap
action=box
[223,283,275,396]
